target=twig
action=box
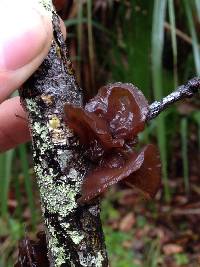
[147,77,200,121]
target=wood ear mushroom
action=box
[64,83,161,204]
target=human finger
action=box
[0,97,30,152]
[0,0,53,103]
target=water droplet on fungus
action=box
[64,83,161,204]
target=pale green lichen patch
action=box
[78,251,104,267]
[31,121,53,153]
[60,222,70,229]
[33,122,48,139]
[40,142,51,155]
[66,230,84,245]
[38,0,53,12]
[95,252,105,267]
[60,221,85,245]
[31,110,81,216]
[26,99,40,115]
[35,163,78,216]
[48,225,66,266]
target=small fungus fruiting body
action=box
[64,83,161,204]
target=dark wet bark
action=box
[147,77,200,121]
[18,8,108,267]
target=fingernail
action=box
[0,1,51,71]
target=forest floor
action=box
[0,135,199,267]
[103,134,200,267]
[103,181,200,267]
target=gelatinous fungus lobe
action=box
[64,83,161,204]
[79,144,161,203]
[84,83,149,140]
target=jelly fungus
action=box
[64,83,161,204]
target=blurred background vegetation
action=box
[0,0,200,266]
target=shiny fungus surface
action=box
[78,144,161,203]
[64,104,124,160]
[124,144,161,199]
[85,83,149,140]
[64,83,161,203]
[64,83,149,158]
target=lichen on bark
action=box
[19,6,108,267]
[39,0,53,12]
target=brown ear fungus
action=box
[124,144,161,199]
[78,150,143,203]
[84,83,149,140]
[64,105,124,160]
[64,83,161,204]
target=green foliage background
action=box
[0,1,200,266]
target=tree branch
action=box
[19,3,108,267]
[147,77,200,121]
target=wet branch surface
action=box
[147,77,200,121]
[18,10,108,267]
